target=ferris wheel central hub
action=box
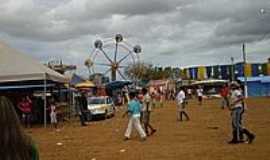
[112,63,118,69]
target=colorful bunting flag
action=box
[198,66,206,80]
[244,63,252,77]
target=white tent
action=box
[0,41,66,83]
[0,41,67,127]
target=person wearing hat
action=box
[228,82,255,144]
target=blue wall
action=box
[247,81,270,97]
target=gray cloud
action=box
[0,0,270,77]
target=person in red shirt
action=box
[220,84,229,109]
[18,96,33,128]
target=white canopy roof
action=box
[191,79,228,85]
[0,41,67,83]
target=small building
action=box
[238,76,270,97]
[147,80,169,92]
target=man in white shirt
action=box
[196,86,203,105]
[176,87,190,121]
[187,88,192,99]
[141,88,157,136]
[228,82,255,144]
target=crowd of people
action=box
[120,82,256,144]
[15,95,61,129]
[174,82,255,144]
[0,80,257,159]
[118,81,255,144]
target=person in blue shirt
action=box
[123,91,147,141]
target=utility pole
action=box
[242,43,248,98]
[230,57,235,81]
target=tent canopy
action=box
[191,79,228,86]
[0,41,67,83]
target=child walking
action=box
[123,92,147,141]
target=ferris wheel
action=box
[85,34,142,81]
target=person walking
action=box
[75,92,87,126]
[0,96,39,160]
[187,88,193,99]
[123,92,147,141]
[228,82,255,144]
[176,87,190,121]
[220,84,229,109]
[158,89,164,108]
[150,90,156,108]
[196,86,203,106]
[141,88,157,136]
[136,90,144,123]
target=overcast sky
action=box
[0,0,270,76]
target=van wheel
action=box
[103,110,108,120]
[87,112,92,121]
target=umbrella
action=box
[75,80,95,88]
[105,80,132,96]
[105,80,132,89]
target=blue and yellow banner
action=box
[244,63,252,77]
[235,63,244,77]
[198,66,206,80]
[188,67,198,80]
[220,65,230,79]
[251,64,260,77]
[206,66,212,79]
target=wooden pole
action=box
[44,74,47,128]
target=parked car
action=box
[87,96,115,120]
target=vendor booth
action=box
[0,41,67,127]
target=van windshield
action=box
[88,98,106,104]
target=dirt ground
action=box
[29,97,270,160]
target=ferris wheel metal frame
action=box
[86,34,142,81]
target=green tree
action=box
[124,62,151,81]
